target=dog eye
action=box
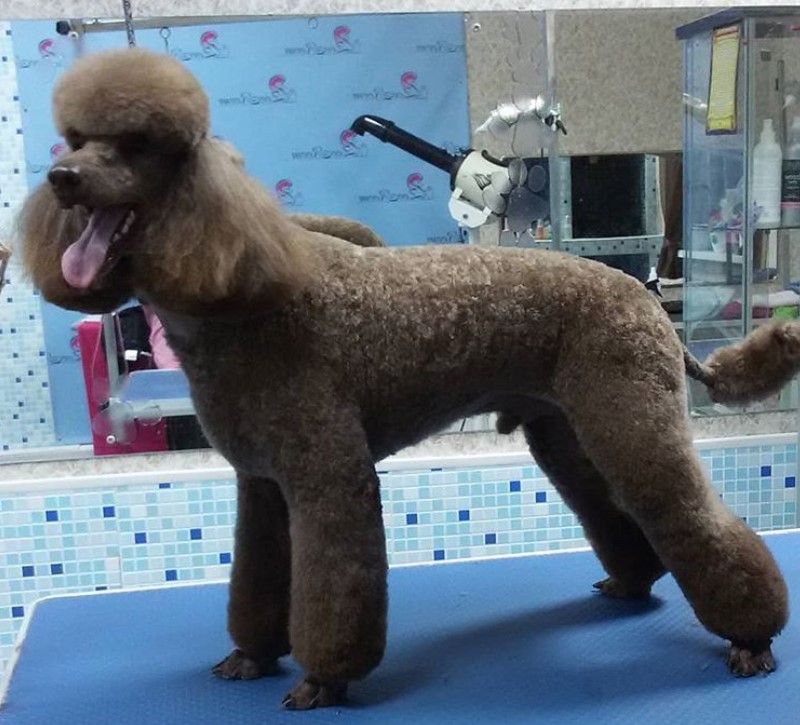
[120,133,150,155]
[66,131,84,150]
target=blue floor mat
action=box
[2,532,799,724]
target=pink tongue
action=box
[61,207,130,289]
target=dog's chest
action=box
[151,306,285,472]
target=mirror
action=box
[1,6,747,463]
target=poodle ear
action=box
[133,137,315,315]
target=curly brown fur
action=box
[703,321,800,404]
[522,401,666,599]
[0,242,11,293]
[20,49,791,709]
[288,213,385,248]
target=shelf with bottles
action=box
[752,116,800,232]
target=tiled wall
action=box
[1,440,797,681]
[0,21,57,451]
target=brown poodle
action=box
[19,49,797,709]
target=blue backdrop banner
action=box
[12,13,470,444]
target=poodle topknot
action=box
[53,48,209,148]
[19,48,795,710]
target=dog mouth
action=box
[61,206,136,289]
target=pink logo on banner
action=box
[290,129,367,161]
[269,75,286,94]
[38,39,56,58]
[333,25,353,51]
[275,179,304,207]
[28,141,66,175]
[339,129,366,155]
[218,74,297,106]
[200,31,219,52]
[17,38,64,73]
[406,172,426,197]
[172,29,230,61]
[401,71,421,97]
[357,172,434,204]
[284,23,361,55]
[352,71,428,102]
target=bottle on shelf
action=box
[752,118,782,228]
[781,116,800,228]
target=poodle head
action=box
[22,48,309,314]
[44,48,209,291]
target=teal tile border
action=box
[0,440,796,680]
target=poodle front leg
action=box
[280,445,388,710]
[213,475,291,680]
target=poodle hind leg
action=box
[278,418,388,710]
[559,374,788,675]
[522,402,665,599]
[213,474,291,680]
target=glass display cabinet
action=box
[678,8,800,416]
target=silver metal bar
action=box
[102,313,121,396]
[500,231,664,257]
[743,18,754,338]
[543,9,562,251]
[644,154,662,237]
[76,15,280,35]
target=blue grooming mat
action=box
[2,532,799,724]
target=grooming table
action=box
[3,533,799,725]
[117,369,195,418]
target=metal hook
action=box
[160,26,171,53]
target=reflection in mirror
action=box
[3,12,474,457]
[2,7,778,464]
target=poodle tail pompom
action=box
[685,320,800,406]
[496,320,800,434]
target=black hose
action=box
[350,115,459,174]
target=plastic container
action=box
[781,116,800,227]
[752,119,783,228]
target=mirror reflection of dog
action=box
[20,49,798,710]
[0,242,10,293]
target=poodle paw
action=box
[212,648,281,680]
[593,577,652,599]
[727,641,776,677]
[282,678,348,710]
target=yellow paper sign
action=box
[706,23,741,134]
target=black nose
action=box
[48,165,81,192]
